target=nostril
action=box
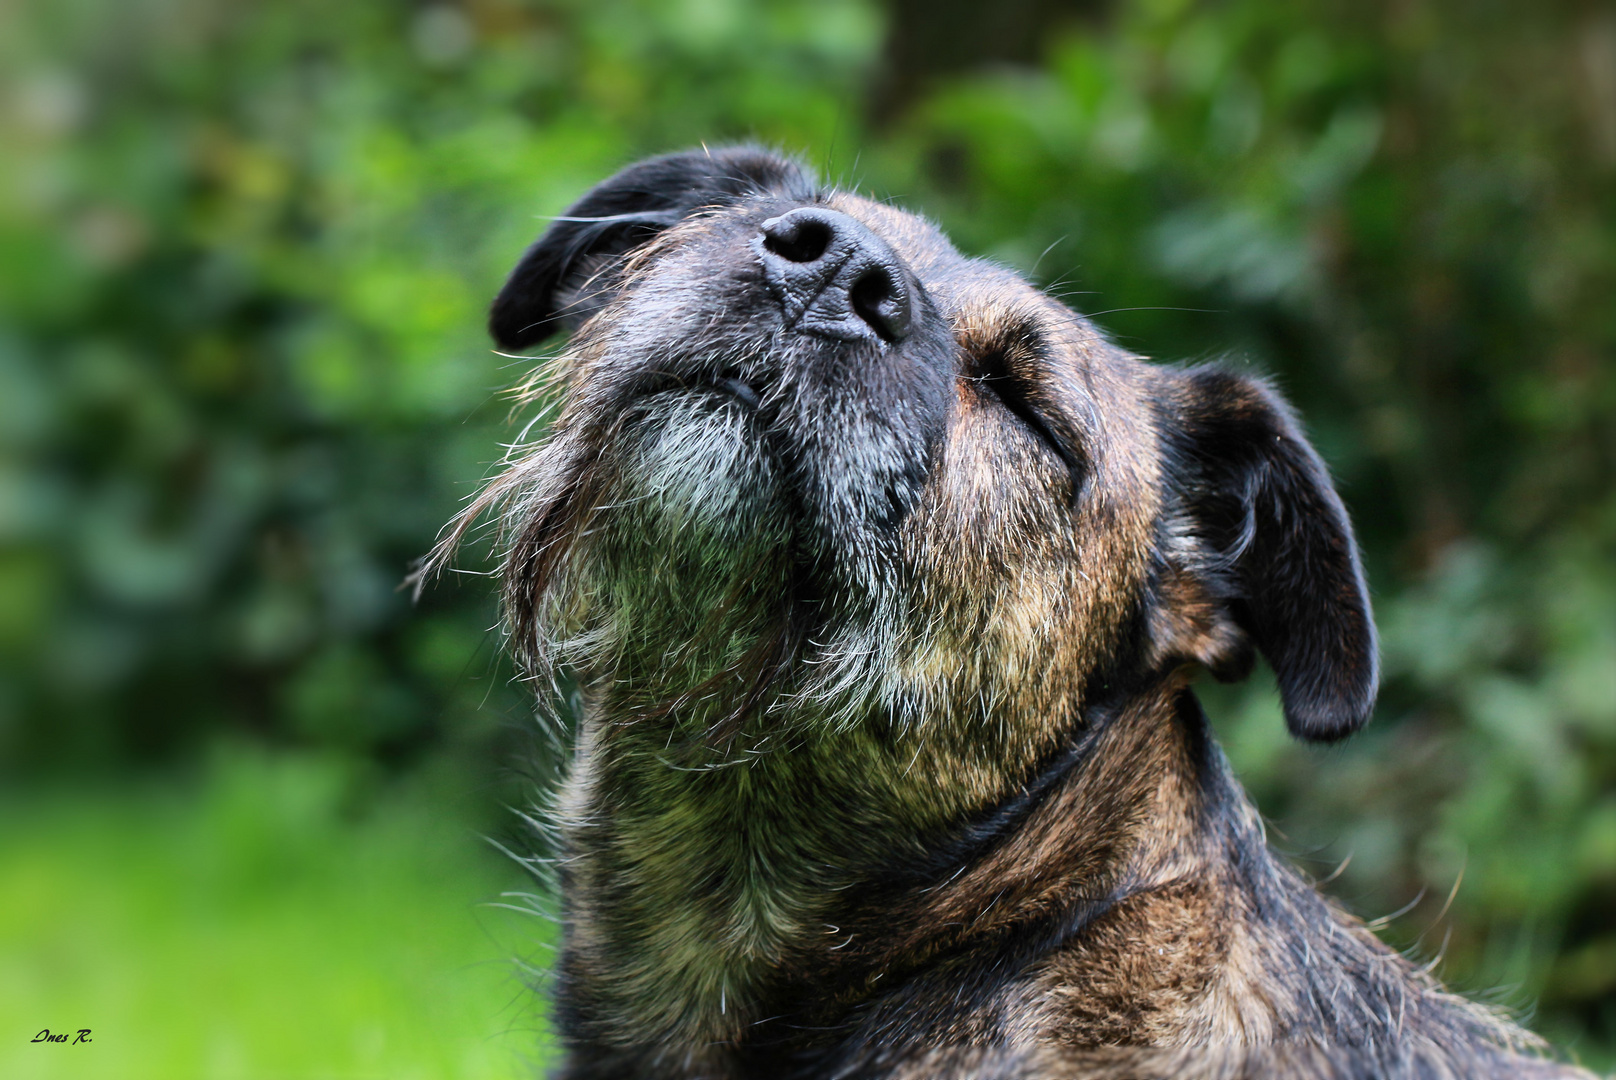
[756,207,916,345]
[761,216,832,263]
[850,267,911,343]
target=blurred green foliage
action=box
[1,0,1612,1071]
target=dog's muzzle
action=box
[753,207,914,345]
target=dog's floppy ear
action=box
[490,146,815,350]
[1162,367,1379,742]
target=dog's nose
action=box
[755,208,913,344]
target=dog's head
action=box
[452,147,1376,763]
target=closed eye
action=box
[967,350,1087,504]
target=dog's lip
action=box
[706,375,761,410]
[623,372,763,411]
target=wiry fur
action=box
[431,147,1595,1079]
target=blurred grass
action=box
[0,746,554,1080]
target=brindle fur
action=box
[434,147,1594,1079]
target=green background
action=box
[1,0,1612,1076]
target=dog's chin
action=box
[600,376,909,575]
[561,380,919,712]
[560,389,797,687]
[599,389,787,564]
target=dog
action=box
[433,147,1594,1079]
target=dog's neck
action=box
[550,672,1550,1078]
[552,670,1221,1051]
